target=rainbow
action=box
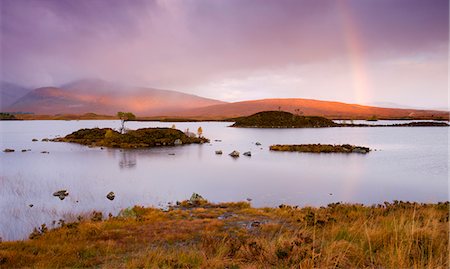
[337,1,372,105]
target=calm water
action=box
[0,120,448,240]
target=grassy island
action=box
[0,199,447,268]
[230,111,449,128]
[270,144,371,154]
[231,111,338,128]
[51,128,208,148]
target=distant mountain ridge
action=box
[0,81,31,109]
[171,98,449,120]
[4,79,226,115]
[2,79,448,120]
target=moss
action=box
[52,127,209,148]
[231,111,338,128]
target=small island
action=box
[52,128,208,149]
[231,111,449,128]
[231,111,337,128]
[270,144,371,154]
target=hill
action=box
[0,81,31,109]
[4,79,225,115]
[231,111,337,128]
[174,98,449,120]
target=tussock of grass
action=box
[0,201,448,268]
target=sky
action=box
[1,0,448,109]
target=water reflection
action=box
[118,150,137,169]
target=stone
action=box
[229,150,240,158]
[106,192,115,201]
[255,142,262,146]
[3,148,14,152]
[41,138,49,142]
[32,139,38,142]
[41,151,49,154]
[243,151,252,157]
[53,190,69,200]
[21,149,27,152]
[215,150,223,155]
[352,147,369,154]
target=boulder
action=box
[243,151,252,157]
[174,139,182,145]
[41,151,49,154]
[255,142,262,146]
[21,149,27,152]
[352,147,370,154]
[53,190,69,200]
[215,150,223,155]
[106,192,115,201]
[41,138,49,142]
[229,150,240,158]
[3,148,14,152]
[32,139,38,142]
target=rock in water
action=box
[3,149,14,152]
[352,147,370,154]
[174,139,183,145]
[53,190,69,200]
[255,142,261,146]
[106,192,115,201]
[243,151,252,157]
[229,150,240,158]
[215,150,223,155]
[32,139,38,142]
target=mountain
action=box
[171,98,449,120]
[5,79,226,115]
[0,81,31,109]
[4,80,448,119]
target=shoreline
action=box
[0,199,448,268]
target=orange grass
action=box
[0,201,448,268]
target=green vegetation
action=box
[0,113,17,120]
[231,111,338,128]
[270,144,371,153]
[52,127,209,148]
[0,200,447,268]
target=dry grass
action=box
[0,201,448,268]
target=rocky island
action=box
[231,111,338,128]
[270,144,371,154]
[51,128,208,149]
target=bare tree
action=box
[117,112,136,133]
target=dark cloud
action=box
[0,0,447,107]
